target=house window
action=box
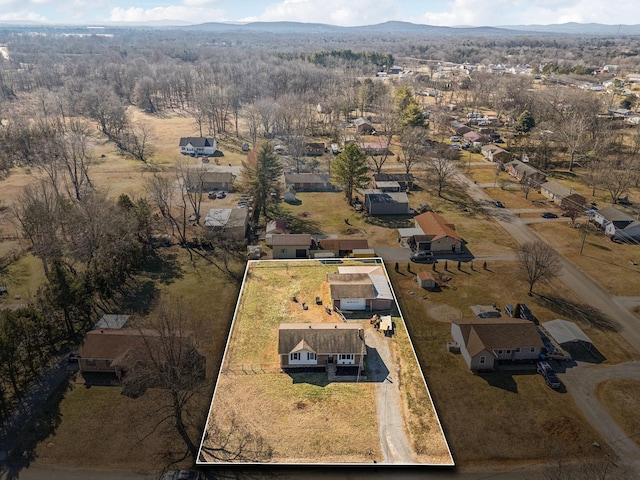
[530,347,536,353]
[339,354,354,361]
[479,356,486,364]
[86,359,95,366]
[291,352,300,361]
[496,349,503,355]
[515,348,521,353]
[307,352,316,361]
[505,350,511,354]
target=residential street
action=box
[561,361,640,470]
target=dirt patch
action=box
[426,304,463,323]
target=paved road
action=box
[456,169,640,473]
[561,361,640,471]
[364,327,417,464]
[0,464,154,480]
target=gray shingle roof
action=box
[278,323,365,355]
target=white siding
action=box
[341,298,366,310]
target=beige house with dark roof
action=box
[451,318,544,372]
[328,265,394,311]
[278,323,366,370]
[271,234,312,259]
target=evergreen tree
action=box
[331,143,369,205]
[515,110,536,134]
[237,141,283,223]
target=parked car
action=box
[518,304,538,324]
[161,470,203,480]
[541,212,558,218]
[216,191,226,199]
[450,136,461,143]
[617,197,633,206]
[493,200,505,208]
[410,251,437,264]
[504,304,515,317]
[537,361,562,389]
[207,191,217,199]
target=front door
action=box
[328,355,334,364]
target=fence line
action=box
[222,363,280,375]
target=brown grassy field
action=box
[531,221,640,298]
[389,266,614,466]
[200,259,451,465]
[33,383,183,471]
[595,379,640,448]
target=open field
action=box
[388,266,615,466]
[32,382,183,472]
[530,221,640,298]
[596,379,640,448]
[200,259,452,465]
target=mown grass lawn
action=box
[596,379,640,448]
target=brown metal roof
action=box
[319,238,369,251]
[271,234,312,247]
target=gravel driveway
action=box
[365,327,416,464]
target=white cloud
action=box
[248,0,401,26]
[110,5,226,23]
[417,0,640,26]
[182,0,220,7]
[0,9,48,22]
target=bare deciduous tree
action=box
[517,240,562,295]
[427,148,458,197]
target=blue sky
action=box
[1,0,639,26]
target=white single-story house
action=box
[451,318,544,372]
[278,323,366,370]
[592,206,635,236]
[179,137,217,156]
[481,144,510,163]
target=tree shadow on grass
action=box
[0,375,72,479]
[116,279,158,316]
[268,206,322,235]
[535,294,620,332]
[140,251,183,285]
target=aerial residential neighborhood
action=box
[3,10,640,480]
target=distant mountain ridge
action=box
[1,19,640,36]
[182,20,640,36]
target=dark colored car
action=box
[410,251,437,264]
[537,361,562,389]
[493,200,505,208]
[518,304,538,323]
[541,212,558,218]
